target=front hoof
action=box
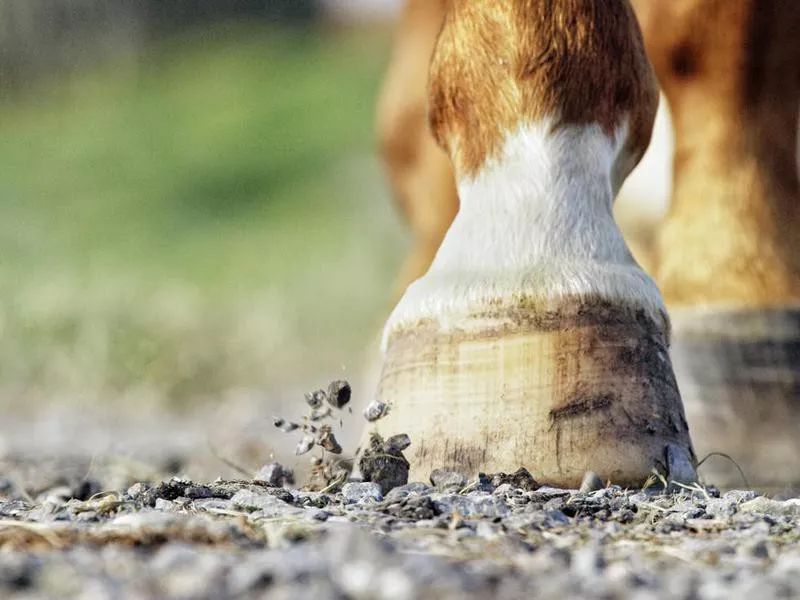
[373,300,696,488]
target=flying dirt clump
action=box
[358,432,411,495]
[271,381,411,494]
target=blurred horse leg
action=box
[376,0,458,299]
[371,0,696,486]
[634,0,800,490]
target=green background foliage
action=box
[0,23,406,409]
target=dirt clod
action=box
[489,468,539,492]
[363,400,389,423]
[295,435,315,456]
[358,433,410,495]
[385,434,411,453]
[326,380,352,409]
[579,471,605,493]
[304,390,327,409]
[430,469,469,491]
[255,463,294,487]
[315,427,343,455]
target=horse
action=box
[372,0,800,490]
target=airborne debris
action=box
[304,390,327,409]
[316,426,343,455]
[309,406,333,422]
[273,418,300,433]
[270,381,409,495]
[358,432,410,495]
[384,433,411,453]
[295,435,315,456]
[255,463,295,487]
[363,400,389,422]
[326,380,352,409]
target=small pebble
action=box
[363,400,389,422]
[384,434,411,453]
[316,428,343,455]
[255,463,295,487]
[183,485,213,499]
[326,380,352,409]
[273,417,298,433]
[430,470,468,491]
[305,508,330,522]
[384,482,431,503]
[309,406,333,421]
[741,497,800,517]
[359,435,410,495]
[580,472,605,493]
[490,468,539,492]
[295,435,316,456]
[342,482,383,504]
[304,390,328,409]
[747,539,770,559]
[154,498,179,512]
[231,490,300,517]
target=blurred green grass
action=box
[0,24,406,409]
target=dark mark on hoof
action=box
[413,438,489,477]
[549,394,614,423]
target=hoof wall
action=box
[373,303,696,488]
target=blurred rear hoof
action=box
[671,306,800,491]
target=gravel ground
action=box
[2,383,799,599]
[2,454,800,600]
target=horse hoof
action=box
[371,299,696,488]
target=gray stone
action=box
[746,539,770,559]
[326,380,352,409]
[505,509,570,531]
[359,435,409,495]
[110,511,181,530]
[6,449,800,599]
[192,498,234,512]
[740,497,800,517]
[429,469,468,491]
[364,400,389,422]
[492,483,515,497]
[231,489,299,517]
[433,493,510,518]
[342,482,383,504]
[527,487,572,503]
[154,498,179,512]
[305,508,330,521]
[472,473,494,493]
[295,434,316,456]
[384,434,411,453]
[183,485,213,499]
[384,482,431,504]
[579,472,605,493]
[489,468,539,492]
[705,498,738,519]
[724,490,759,503]
[304,389,327,409]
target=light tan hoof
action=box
[671,307,800,492]
[373,299,696,488]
